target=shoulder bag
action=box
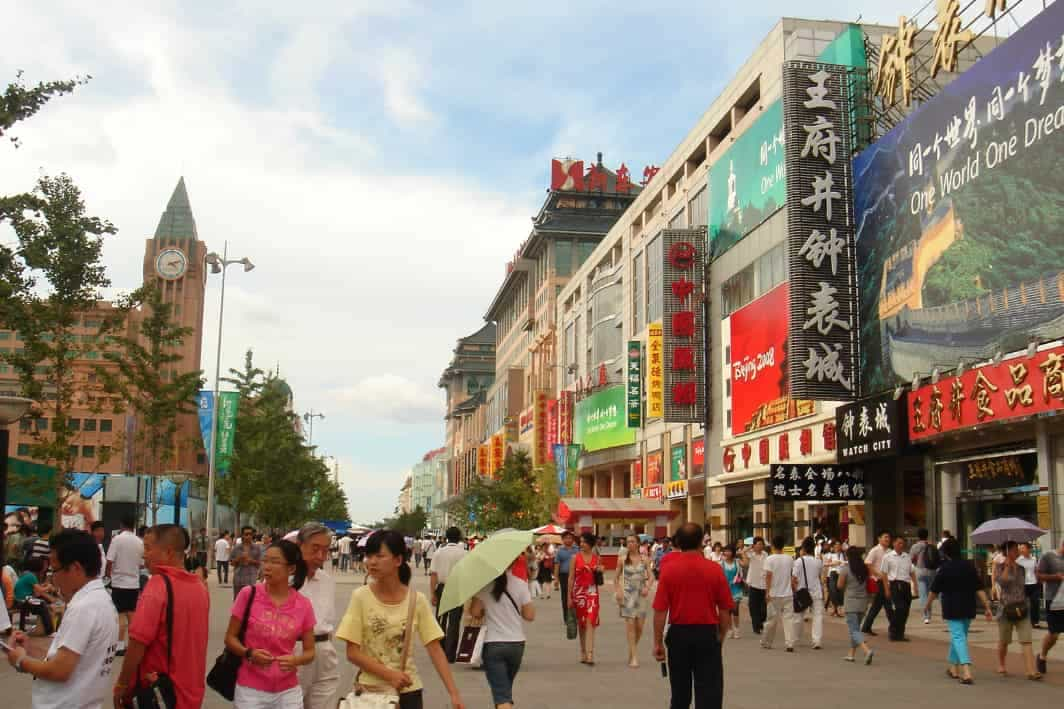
[793,558,814,613]
[126,575,178,709]
[591,555,605,587]
[338,589,418,709]
[206,585,256,701]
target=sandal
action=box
[946,669,960,680]
[1026,673,1043,681]
[960,677,974,685]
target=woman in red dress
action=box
[567,532,604,665]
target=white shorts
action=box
[234,684,304,709]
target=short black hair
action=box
[877,530,893,540]
[51,528,102,577]
[121,514,136,529]
[241,526,254,535]
[771,535,786,551]
[90,521,105,532]
[674,523,704,551]
[917,528,929,540]
[801,538,816,555]
[445,527,462,544]
[37,523,52,537]
[752,536,764,546]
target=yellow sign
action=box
[647,322,664,418]
[1037,496,1050,513]
[666,479,688,500]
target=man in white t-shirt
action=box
[793,538,825,649]
[430,527,469,663]
[861,531,895,636]
[6,529,118,709]
[761,535,797,652]
[105,516,144,655]
[214,532,231,585]
[338,534,352,573]
[745,537,769,635]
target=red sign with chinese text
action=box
[693,438,705,470]
[534,391,548,466]
[632,459,643,488]
[646,451,664,485]
[558,391,572,445]
[908,345,1064,441]
[728,283,816,435]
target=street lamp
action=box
[0,396,36,516]
[303,410,325,446]
[204,242,255,568]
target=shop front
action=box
[555,496,681,569]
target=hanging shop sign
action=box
[783,61,859,401]
[661,228,707,422]
[940,451,1038,492]
[533,391,548,466]
[490,433,505,476]
[647,322,665,418]
[546,398,558,451]
[769,464,866,500]
[553,444,568,496]
[477,444,490,476]
[642,484,664,500]
[574,385,636,452]
[558,391,573,445]
[627,340,642,428]
[550,157,658,193]
[646,450,664,486]
[909,344,1064,441]
[693,437,705,471]
[666,479,689,500]
[670,443,687,482]
[632,459,643,488]
[727,282,816,435]
[836,391,907,464]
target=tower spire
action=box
[154,176,198,241]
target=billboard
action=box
[709,101,787,259]
[661,228,707,423]
[854,1,1064,395]
[574,385,637,452]
[727,283,815,436]
[670,443,687,482]
[646,450,664,486]
[783,61,859,401]
[626,341,642,428]
[647,323,664,418]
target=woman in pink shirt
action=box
[225,539,317,708]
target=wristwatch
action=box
[14,656,28,674]
[245,648,253,660]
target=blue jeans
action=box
[482,641,524,706]
[946,618,972,666]
[845,612,864,648]
[917,571,935,619]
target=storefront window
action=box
[771,497,795,545]
[726,496,753,543]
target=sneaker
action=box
[843,656,855,662]
[865,650,875,666]
[812,644,823,650]
[786,647,795,653]
[1037,655,1047,675]
[732,630,741,639]
[760,642,771,649]
[923,618,930,624]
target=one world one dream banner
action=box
[198,391,240,475]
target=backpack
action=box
[923,543,941,570]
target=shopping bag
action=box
[566,608,578,640]
[470,624,486,667]
[456,625,481,663]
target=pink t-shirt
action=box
[232,583,316,693]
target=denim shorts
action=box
[482,641,525,706]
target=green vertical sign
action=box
[670,443,687,482]
[216,391,239,475]
[627,340,642,428]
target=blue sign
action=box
[553,444,568,495]
[197,391,214,456]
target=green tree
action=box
[216,350,268,527]
[0,173,119,498]
[375,507,428,537]
[310,477,351,521]
[99,282,204,518]
[443,450,547,533]
[1,72,87,148]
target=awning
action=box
[556,496,682,523]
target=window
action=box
[197,453,207,465]
[100,419,113,433]
[722,245,787,317]
[576,241,596,269]
[16,443,29,456]
[688,186,708,228]
[668,210,686,229]
[633,251,644,333]
[68,418,81,431]
[554,240,572,277]
[721,264,755,317]
[36,418,49,431]
[101,446,112,461]
[564,321,576,384]
[82,445,95,458]
[83,419,97,432]
[68,445,78,458]
[647,235,663,324]
[0,332,10,340]
[19,419,30,432]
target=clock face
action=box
[156,248,188,280]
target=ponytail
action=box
[399,560,412,586]
[272,539,308,590]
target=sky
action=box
[1,1,1031,523]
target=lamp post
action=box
[0,396,36,517]
[204,242,254,569]
[303,410,325,446]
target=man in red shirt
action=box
[653,523,733,709]
[113,524,210,709]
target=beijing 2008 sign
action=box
[783,61,859,401]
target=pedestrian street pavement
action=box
[1,570,1061,708]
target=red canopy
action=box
[556,497,681,523]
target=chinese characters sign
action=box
[533,391,548,466]
[573,385,636,452]
[769,464,866,500]
[558,391,572,445]
[490,434,505,476]
[661,228,707,423]
[908,345,1064,441]
[477,444,490,476]
[836,392,907,464]
[550,158,656,193]
[647,322,664,418]
[627,340,642,428]
[783,61,859,401]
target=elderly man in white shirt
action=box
[881,535,918,642]
[6,529,117,709]
[296,522,339,709]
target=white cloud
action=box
[331,374,443,424]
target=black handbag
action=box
[793,558,814,613]
[592,555,604,586]
[126,575,178,709]
[206,585,256,700]
[1003,601,1028,621]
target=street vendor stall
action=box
[555,497,682,570]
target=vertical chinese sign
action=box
[477,444,490,476]
[627,340,642,428]
[647,323,664,418]
[533,391,548,465]
[490,434,505,477]
[558,391,573,445]
[661,228,707,422]
[782,61,859,401]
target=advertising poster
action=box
[709,101,787,259]
[670,443,687,482]
[646,450,664,486]
[198,390,239,475]
[574,385,637,452]
[727,283,814,436]
[854,1,1064,395]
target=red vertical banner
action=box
[533,391,548,466]
[661,229,706,423]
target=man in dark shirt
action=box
[653,523,734,709]
[553,532,578,622]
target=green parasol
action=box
[437,529,533,614]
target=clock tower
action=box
[139,177,209,473]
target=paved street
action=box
[2,570,1061,708]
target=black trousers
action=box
[747,587,766,633]
[665,624,723,709]
[1025,584,1042,626]
[216,560,229,584]
[559,573,570,621]
[434,584,462,663]
[862,580,894,632]
[888,581,912,640]
[19,598,54,635]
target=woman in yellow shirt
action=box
[336,530,465,709]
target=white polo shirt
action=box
[299,567,337,635]
[215,538,231,562]
[106,531,143,590]
[429,543,467,584]
[880,550,915,582]
[31,578,118,709]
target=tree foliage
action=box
[443,450,550,533]
[0,72,87,148]
[374,506,428,537]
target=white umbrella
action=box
[969,517,1046,546]
[531,523,569,535]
